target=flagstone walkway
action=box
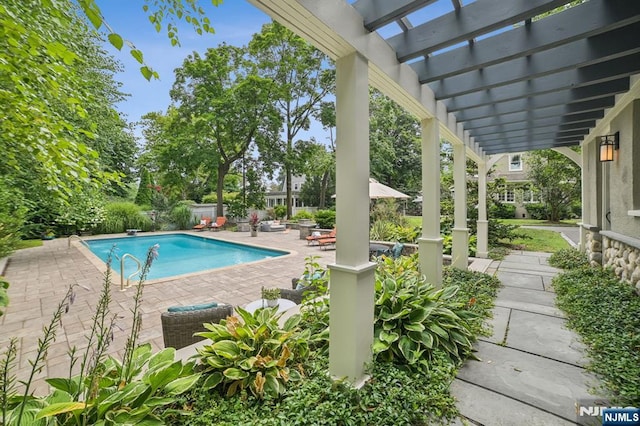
[452,251,604,426]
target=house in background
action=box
[264,175,310,210]
[489,153,539,218]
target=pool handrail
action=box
[120,253,142,291]
[67,234,90,250]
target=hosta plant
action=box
[195,307,310,399]
[372,255,479,369]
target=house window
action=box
[509,154,523,171]
[522,187,538,203]
[497,189,515,203]
[294,184,298,190]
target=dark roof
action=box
[351,0,640,154]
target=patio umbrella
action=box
[367,178,410,200]
[331,178,411,200]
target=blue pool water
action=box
[86,234,287,280]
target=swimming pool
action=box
[85,234,288,280]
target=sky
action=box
[96,1,274,137]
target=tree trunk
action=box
[319,171,329,209]
[216,163,229,219]
[286,167,293,219]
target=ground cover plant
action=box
[548,247,589,270]
[552,266,640,406]
[164,255,500,425]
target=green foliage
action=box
[98,202,151,234]
[290,211,314,221]
[225,197,248,220]
[549,248,589,270]
[55,188,106,234]
[314,210,335,229]
[524,202,548,220]
[0,180,27,258]
[170,204,194,230]
[370,199,406,226]
[505,228,569,253]
[273,205,287,220]
[166,353,459,425]
[488,218,528,247]
[489,202,516,219]
[369,90,422,196]
[135,167,154,206]
[370,220,420,244]
[0,277,8,317]
[553,267,640,405]
[526,150,581,222]
[194,308,309,399]
[372,255,479,368]
[260,287,281,300]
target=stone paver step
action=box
[457,340,597,422]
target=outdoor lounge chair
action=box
[317,236,336,250]
[306,227,336,245]
[208,216,226,231]
[193,217,211,231]
[161,303,233,350]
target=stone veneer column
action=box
[452,142,469,269]
[476,160,489,258]
[418,118,443,288]
[328,51,376,386]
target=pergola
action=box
[248,0,640,384]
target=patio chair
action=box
[306,227,336,245]
[208,216,226,231]
[161,302,233,350]
[279,272,325,304]
[193,216,211,231]
[317,236,336,250]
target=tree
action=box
[369,90,422,196]
[249,22,334,218]
[135,168,154,206]
[526,149,581,222]
[170,44,281,217]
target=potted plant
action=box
[249,212,260,237]
[261,286,280,307]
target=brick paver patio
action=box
[0,229,335,395]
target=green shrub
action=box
[170,204,194,230]
[548,247,589,270]
[273,205,287,220]
[0,180,27,258]
[194,307,309,399]
[489,202,516,219]
[291,211,314,221]
[98,202,152,234]
[0,277,9,317]
[134,167,154,206]
[372,255,479,367]
[370,220,395,241]
[314,210,335,229]
[488,218,528,246]
[553,268,640,405]
[525,203,547,220]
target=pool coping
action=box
[71,231,297,288]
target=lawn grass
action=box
[405,215,421,227]
[498,218,580,226]
[16,239,43,250]
[502,228,569,252]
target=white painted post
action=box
[452,142,469,269]
[418,118,443,288]
[328,52,376,387]
[476,160,489,258]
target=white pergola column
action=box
[418,118,443,288]
[476,161,489,258]
[328,52,376,386]
[452,142,469,269]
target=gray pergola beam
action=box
[473,126,590,143]
[471,119,596,138]
[444,53,640,111]
[387,0,568,59]
[481,139,580,154]
[352,0,436,31]
[456,80,628,122]
[409,0,640,81]
[463,109,604,131]
[477,128,589,144]
[428,23,640,98]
